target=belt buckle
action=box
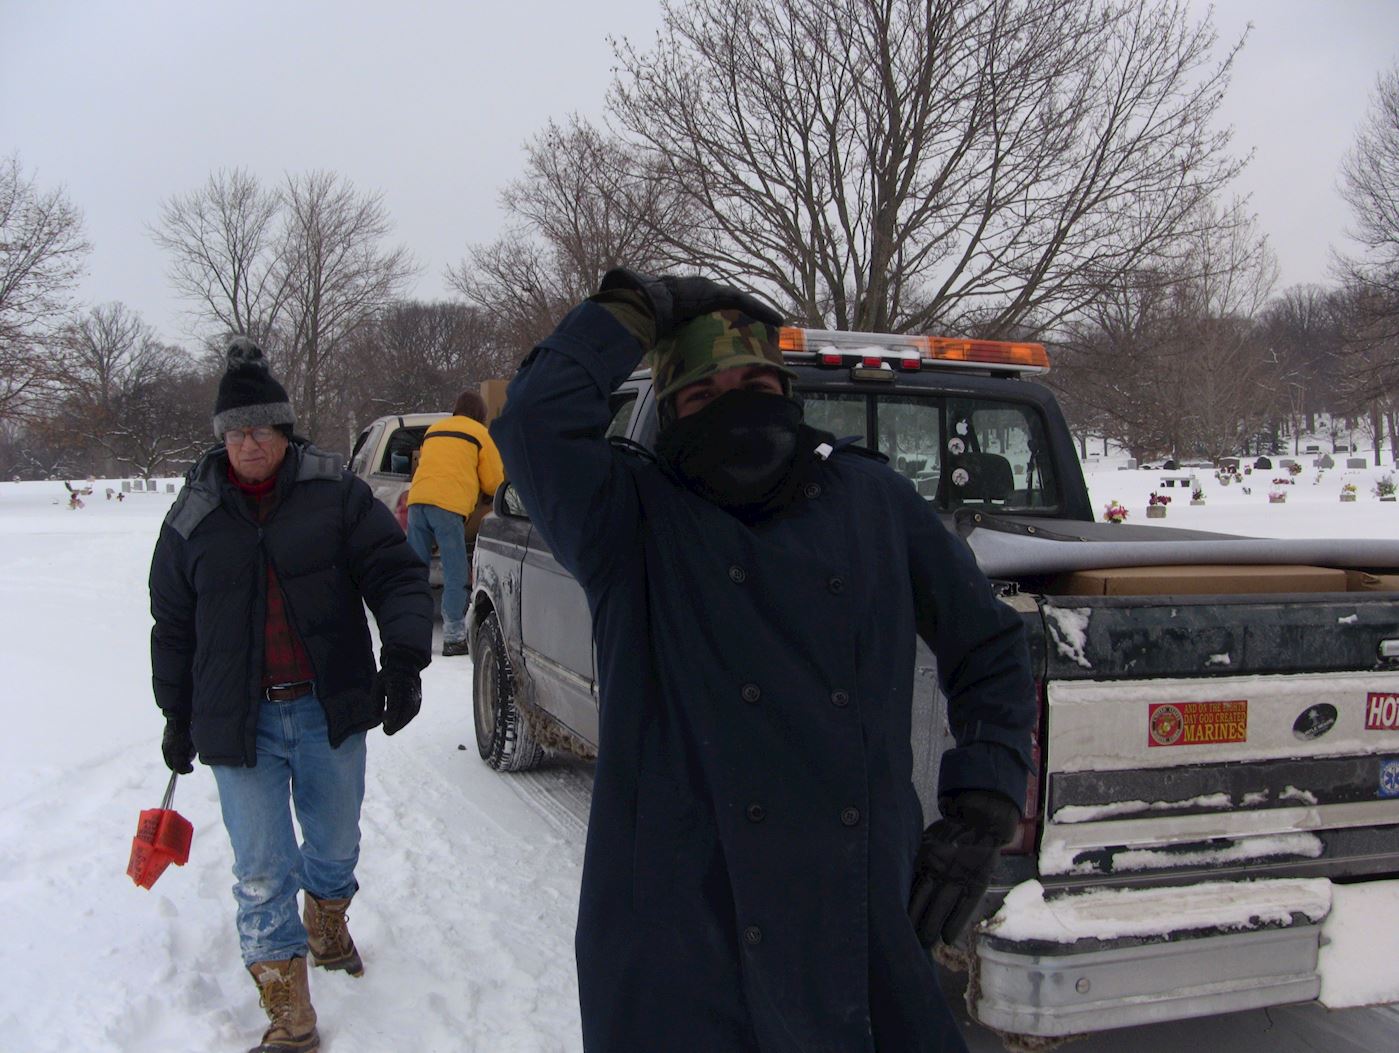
[265,680,310,701]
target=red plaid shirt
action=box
[230,468,315,690]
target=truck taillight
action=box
[1001,679,1045,855]
[394,491,409,533]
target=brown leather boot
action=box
[247,956,319,1053]
[304,892,365,976]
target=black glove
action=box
[597,268,784,341]
[379,665,422,736]
[161,719,195,774]
[908,789,1021,948]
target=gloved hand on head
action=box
[594,269,783,346]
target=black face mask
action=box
[656,389,804,515]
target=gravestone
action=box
[1315,455,1335,469]
[1279,458,1296,470]
[166,483,176,493]
[121,480,131,493]
[1347,457,1368,469]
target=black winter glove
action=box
[161,719,195,775]
[596,268,784,343]
[379,665,422,736]
[908,789,1021,948]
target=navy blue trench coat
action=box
[493,302,1036,1053]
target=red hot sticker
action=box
[1148,700,1248,747]
[1366,692,1399,731]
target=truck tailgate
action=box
[1036,593,1399,880]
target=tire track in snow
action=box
[500,759,594,841]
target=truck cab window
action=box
[943,398,1058,511]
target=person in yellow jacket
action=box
[406,390,505,656]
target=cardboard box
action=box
[1051,564,1348,597]
[1345,570,1399,592]
[481,379,509,424]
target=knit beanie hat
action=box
[650,309,797,404]
[211,336,295,437]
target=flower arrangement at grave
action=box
[1341,482,1358,502]
[1272,476,1293,487]
[1191,484,1205,505]
[1146,491,1170,518]
[1376,473,1397,501]
[1103,500,1129,523]
[1287,461,1303,477]
[1269,489,1288,504]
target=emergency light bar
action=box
[779,327,1049,375]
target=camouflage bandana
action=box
[650,309,798,403]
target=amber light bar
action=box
[779,327,1049,374]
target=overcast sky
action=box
[3,0,1397,347]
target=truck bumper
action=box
[974,922,1321,1036]
[971,877,1330,1036]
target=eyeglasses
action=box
[224,426,280,446]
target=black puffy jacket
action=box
[149,442,432,766]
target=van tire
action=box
[473,611,545,772]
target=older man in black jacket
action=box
[493,272,1036,1052]
[149,337,431,1053]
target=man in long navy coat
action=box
[492,271,1036,1052]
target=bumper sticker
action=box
[1380,759,1399,799]
[1149,700,1248,747]
[1365,692,1399,731]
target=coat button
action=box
[729,565,746,584]
[741,683,762,703]
[841,807,861,826]
[743,925,763,946]
[803,482,822,499]
[746,803,766,823]
[830,689,849,707]
[828,576,845,594]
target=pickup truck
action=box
[467,328,1399,1042]
[347,411,446,582]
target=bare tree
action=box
[1332,66,1399,465]
[607,0,1245,334]
[337,300,510,435]
[449,116,687,356]
[1050,202,1278,461]
[151,168,288,346]
[276,171,417,439]
[0,155,90,421]
[1336,66,1399,322]
[1258,286,1343,443]
[1330,282,1399,466]
[44,302,209,476]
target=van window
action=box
[349,423,383,476]
[606,392,639,439]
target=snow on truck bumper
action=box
[970,877,1399,1037]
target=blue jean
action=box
[211,692,367,966]
[406,502,468,641]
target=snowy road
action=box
[4,473,1398,1051]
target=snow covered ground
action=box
[0,461,1395,1052]
[0,480,586,1052]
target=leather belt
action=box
[264,680,313,701]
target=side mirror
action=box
[495,480,531,520]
